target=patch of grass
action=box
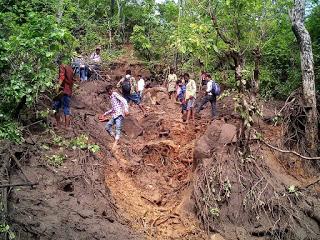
[209,207,220,217]
[0,224,15,240]
[46,154,66,167]
[69,134,89,149]
[69,134,101,153]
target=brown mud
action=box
[2,52,320,240]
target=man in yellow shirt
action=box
[184,73,197,124]
[167,69,177,100]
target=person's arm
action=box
[58,65,65,84]
[192,80,197,96]
[131,78,138,92]
[103,95,114,116]
[55,65,65,93]
[114,92,129,114]
[116,77,124,88]
[206,81,212,93]
[104,109,113,115]
[99,107,112,121]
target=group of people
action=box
[72,46,102,81]
[53,55,219,148]
[99,70,148,148]
[166,69,219,124]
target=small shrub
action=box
[46,154,66,167]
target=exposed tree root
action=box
[193,142,320,239]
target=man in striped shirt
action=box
[100,85,129,148]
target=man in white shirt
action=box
[196,74,217,119]
[89,46,102,80]
[137,75,145,99]
[90,46,102,63]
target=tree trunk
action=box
[252,47,261,97]
[111,0,115,16]
[289,0,318,156]
[57,0,64,24]
[232,51,244,92]
[232,51,249,150]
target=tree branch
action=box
[261,139,320,160]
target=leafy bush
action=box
[130,26,152,60]
[46,154,66,167]
[0,2,76,141]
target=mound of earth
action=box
[193,113,320,240]
[4,130,139,240]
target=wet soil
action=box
[3,51,320,240]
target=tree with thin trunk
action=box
[289,0,318,156]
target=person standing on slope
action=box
[100,84,129,149]
[196,74,219,119]
[166,68,177,100]
[184,73,197,124]
[137,74,145,100]
[117,70,146,115]
[53,56,76,130]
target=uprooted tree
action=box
[289,0,318,156]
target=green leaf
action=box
[213,45,219,53]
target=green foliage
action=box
[0,0,76,141]
[69,134,101,153]
[0,224,15,240]
[0,118,21,143]
[130,26,152,59]
[49,133,100,154]
[36,109,52,119]
[70,134,89,149]
[46,154,66,167]
[88,144,101,153]
[287,185,301,197]
[0,0,318,143]
[209,207,220,217]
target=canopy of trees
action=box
[0,0,319,141]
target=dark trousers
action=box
[196,95,217,117]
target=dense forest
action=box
[1,0,320,240]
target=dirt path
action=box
[104,97,209,239]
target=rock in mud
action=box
[123,116,143,139]
[210,233,226,240]
[218,123,237,144]
[193,120,223,166]
[143,87,168,105]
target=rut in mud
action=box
[3,60,215,240]
[74,78,214,239]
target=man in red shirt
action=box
[53,57,76,129]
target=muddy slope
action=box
[5,80,141,239]
[7,137,139,240]
[5,55,320,240]
[193,111,320,239]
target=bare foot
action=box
[112,140,119,150]
[64,126,72,131]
